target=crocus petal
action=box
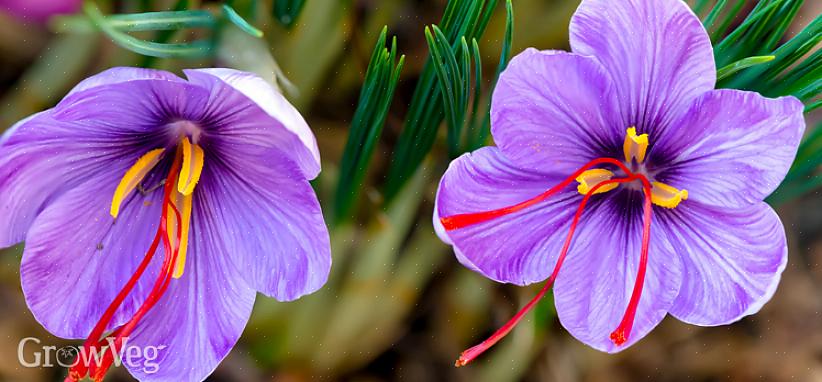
[436,146,580,286]
[569,0,715,135]
[553,193,682,353]
[125,221,256,382]
[63,67,184,100]
[667,201,787,326]
[651,90,805,208]
[195,148,331,301]
[1,0,81,22]
[183,68,321,179]
[20,163,168,338]
[491,49,622,173]
[0,77,207,248]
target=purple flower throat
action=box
[442,128,689,366]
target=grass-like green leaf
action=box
[104,10,216,31]
[334,27,405,223]
[384,0,504,201]
[222,4,264,38]
[84,2,213,58]
[466,0,514,151]
[384,0,512,202]
[716,55,775,80]
[274,0,306,28]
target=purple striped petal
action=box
[20,162,168,338]
[196,148,331,301]
[125,217,256,382]
[554,193,682,353]
[63,67,184,100]
[652,90,805,208]
[491,49,622,174]
[435,147,579,286]
[667,201,787,325]
[183,68,321,179]
[569,0,715,136]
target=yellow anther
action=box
[178,137,204,196]
[623,127,649,164]
[110,148,165,218]
[576,169,619,195]
[167,191,193,279]
[651,182,688,209]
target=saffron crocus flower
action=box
[0,0,81,23]
[0,67,331,381]
[434,0,806,365]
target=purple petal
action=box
[667,201,787,326]
[184,68,321,179]
[436,147,580,286]
[569,0,715,135]
[196,148,331,301]
[653,90,805,208]
[125,219,256,382]
[20,163,167,338]
[64,67,184,100]
[554,194,682,353]
[491,49,622,173]
[0,79,207,247]
[1,0,81,22]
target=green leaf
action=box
[805,99,821,113]
[104,10,216,31]
[714,2,820,106]
[712,0,782,66]
[222,4,264,38]
[710,0,746,41]
[84,2,213,58]
[693,0,712,15]
[334,27,405,223]
[467,0,514,151]
[384,0,509,202]
[703,0,729,32]
[716,55,775,80]
[274,0,306,28]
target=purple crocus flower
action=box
[0,67,331,381]
[0,0,81,23]
[434,0,805,365]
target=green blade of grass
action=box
[716,55,775,80]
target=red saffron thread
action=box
[455,174,640,367]
[91,191,183,381]
[67,155,183,382]
[609,176,653,346]
[440,157,634,231]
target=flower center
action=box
[442,128,688,366]
[66,137,204,381]
[576,127,688,208]
[167,120,204,145]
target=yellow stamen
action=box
[172,192,192,278]
[576,169,619,195]
[178,137,204,196]
[623,127,649,164]
[110,148,165,218]
[651,182,688,208]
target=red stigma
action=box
[608,176,653,347]
[451,157,642,367]
[67,153,184,381]
[440,157,634,231]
